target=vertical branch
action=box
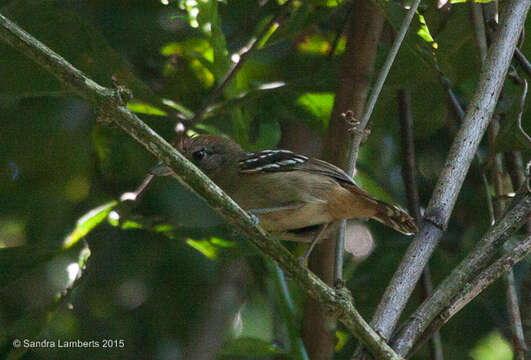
[397,90,444,360]
[346,0,422,173]
[309,0,385,358]
[327,0,422,289]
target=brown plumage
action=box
[151,135,418,236]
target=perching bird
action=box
[151,135,418,260]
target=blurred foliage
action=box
[0,0,530,359]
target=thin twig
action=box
[397,89,444,360]
[323,0,385,297]
[515,47,531,78]
[346,0,422,173]
[505,152,531,357]
[0,12,405,360]
[359,0,531,356]
[517,79,530,144]
[470,2,488,62]
[190,0,293,123]
[334,0,421,292]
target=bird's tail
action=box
[371,201,418,235]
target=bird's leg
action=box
[298,222,329,266]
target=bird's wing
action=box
[239,150,372,198]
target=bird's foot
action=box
[343,110,371,142]
[247,211,260,226]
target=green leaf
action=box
[210,237,236,248]
[127,102,167,116]
[296,92,334,127]
[185,239,218,260]
[62,202,117,249]
[297,34,332,55]
[121,220,144,230]
[184,0,230,84]
[221,337,286,357]
[469,331,513,360]
[162,99,195,119]
[416,13,435,45]
[335,330,349,352]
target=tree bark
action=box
[302,1,384,359]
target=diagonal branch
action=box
[0,12,404,360]
[408,235,531,357]
[362,0,531,349]
[391,191,531,356]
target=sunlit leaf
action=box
[121,220,144,230]
[335,330,349,351]
[296,92,334,126]
[63,202,117,249]
[469,331,513,360]
[127,102,167,116]
[210,237,236,248]
[416,13,436,46]
[162,99,195,119]
[154,224,175,233]
[197,0,230,83]
[186,239,218,259]
[297,34,331,55]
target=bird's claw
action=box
[248,212,260,225]
[342,110,371,142]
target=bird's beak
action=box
[149,162,173,176]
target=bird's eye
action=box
[192,148,206,162]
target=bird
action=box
[151,134,418,261]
